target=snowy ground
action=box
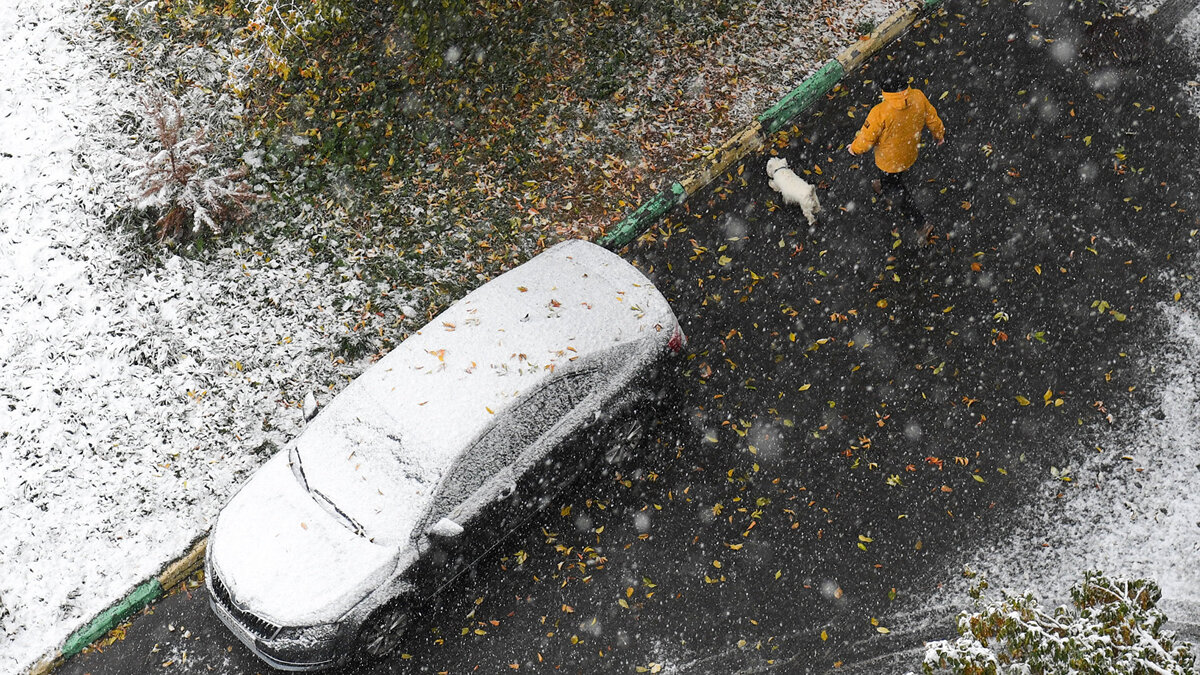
[0,1,395,670]
[1136,0,1200,114]
[923,292,1200,625]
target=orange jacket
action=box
[850,88,945,174]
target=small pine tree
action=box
[129,91,259,243]
[923,571,1196,674]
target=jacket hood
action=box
[882,88,912,109]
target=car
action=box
[204,239,685,671]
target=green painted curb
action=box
[60,579,163,658]
[757,60,846,136]
[597,182,686,249]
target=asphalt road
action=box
[57,0,1200,673]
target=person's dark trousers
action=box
[879,169,925,225]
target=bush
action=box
[922,571,1196,674]
[128,91,261,243]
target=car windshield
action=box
[291,411,441,546]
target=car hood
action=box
[210,451,398,626]
[292,395,438,547]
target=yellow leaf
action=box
[799,383,811,391]
[1084,135,1092,146]
[718,255,733,266]
[877,626,890,634]
[1015,395,1030,406]
[821,630,828,641]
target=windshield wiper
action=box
[290,445,368,539]
[310,488,368,538]
[288,444,309,490]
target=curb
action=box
[27,536,208,675]
[597,0,944,250]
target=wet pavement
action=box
[56,0,1200,673]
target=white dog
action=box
[766,157,822,226]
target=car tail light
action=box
[667,324,686,354]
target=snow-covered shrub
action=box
[129,91,260,242]
[922,572,1196,674]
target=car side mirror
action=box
[495,469,516,502]
[303,391,318,422]
[428,517,464,541]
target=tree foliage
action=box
[923,572,1196,675]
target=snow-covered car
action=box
[204,239,684,670]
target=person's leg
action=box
[879,170,905,203]
[880,170,927,228]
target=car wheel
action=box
[603,416,645,465]
[358,601,411,660]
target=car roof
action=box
[294,240,675,542]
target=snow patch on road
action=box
[907,290,1200,656]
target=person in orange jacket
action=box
[848,70,945,239]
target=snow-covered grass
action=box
[0,1,405,670]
